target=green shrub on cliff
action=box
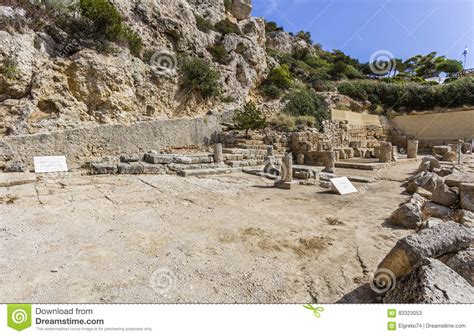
[181,57,221,99]
[283,89,329,130]
[78,0,142,55]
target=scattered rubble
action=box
[439,248,474,286]
[377,221,472,279]
[388,202,423,229]
[384,258,474,303]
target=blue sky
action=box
[252,0,474,69]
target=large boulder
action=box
[416,160,430,173]
[417,156,441,173]
[431,182,459,207]
[454,210,474,227]
[384,258,474,303]
[460,183,474,211]
[388,202,423,229]
[433,167,455,177]
[439,248,474,286]
[446,173,474,188]
[411,193,428,207]
[266,31,294,53]
[405,172,442,194]
[420,217,445,230]
[229,0,252,20]
[423,201,453,219]
[377,222,472,279]
[415,187,432,200]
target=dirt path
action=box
[0,161,419,303]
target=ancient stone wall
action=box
[0,116,222,168]
[290,122,391,165]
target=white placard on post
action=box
[34,156,68,173]
[330,177,358,195]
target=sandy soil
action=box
[0,161,420,303]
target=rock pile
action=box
[377,153,474,303]
[375,222,473,303]
[388,156,473,231]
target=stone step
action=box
[224,154,266,161]
[226,159,265,168]
[168,163,226,172]
[237,144,269,150]
[144,153,213,165]
[236,139,265,145]
[178,167,233,177]
[223,148,268,155]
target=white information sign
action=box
[330,177,358,195]
[34,156,68,173]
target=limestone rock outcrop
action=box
[0,0,272,136]
[229,0,252,20]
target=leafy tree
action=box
[78,0,142,55]
[296,31,313,45]
[181,57,220,99]
[267,65,293,89]
[283,88,329,130]
[337,77,474,112]
[414,52,441,78]
[393,58,406,77]
[79,0,122,39]
[233,102,267,138]
[329,61,348,79]
[261,64,293,98]
[436,59,463,77]
[265,21,283,33]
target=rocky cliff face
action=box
[0,0,272,136]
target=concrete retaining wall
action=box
[391,110,474,145]
[0,116,222,168]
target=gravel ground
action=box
[0,161,420,303]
